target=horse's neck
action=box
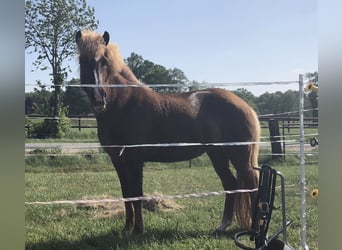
[113,71,140,85]
[120,66,141,84]
[105,69,151,101]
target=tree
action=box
[25,84,72,139]
[25,0,98,135]
[63,78,93,115]
[25,81,53,115]
[259,91,297,115]
[232,88,258,112]
[167,67,189,92]
[125,53,189,92]
[125,53,146,80]
[256,90,311,116]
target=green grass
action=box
[25,151,113,173]
[25,127,99,143]
[25,154,318,249]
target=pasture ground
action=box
[25,153,318,250]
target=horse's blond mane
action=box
[77,30,127,76]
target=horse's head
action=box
[76,30,145,112]
[76,30,121,112]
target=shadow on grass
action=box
[25,227,242,250]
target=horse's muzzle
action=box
[93,87,107,112]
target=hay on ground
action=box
[67,192,183,219]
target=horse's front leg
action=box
[124,202,134,231]
[130,161,144,234]
[111,157,135,232]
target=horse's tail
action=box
[234,110,260,229]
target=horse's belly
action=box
[142,146,206,163]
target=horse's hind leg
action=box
[208,151,237,232]
[230,145,259,229]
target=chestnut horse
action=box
[75,30,260,234]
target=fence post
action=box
[299,74,309,250]
[268,119,282,158]
[27,125,30,138]
[282,121,286,160]
[78,116,81,132]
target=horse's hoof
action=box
[215,221,231,233]
[214,228,226,237]
[123,225,133,233]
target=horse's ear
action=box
[76,31,82,44]
[103,31,110,45]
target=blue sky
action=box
[25,0,317,96]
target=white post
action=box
[299,74,309,250]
